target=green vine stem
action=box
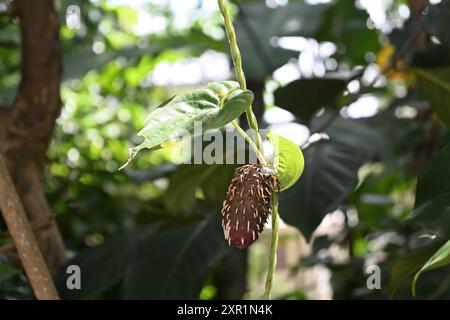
[217,0,264,154]
[218,0,279,300]
[264,191,279,300]
[231,120,267,165]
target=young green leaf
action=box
[120,81,253,169]
[412,240,450,297]
[268,132,304,192]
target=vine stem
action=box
[231,120,266,165]
[217,0,264,154]
[264,191,279,300]
[218,0,278,300]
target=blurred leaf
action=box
[123,215,229,299]
[408,192,450,239]
[58,215,228,299]
[63,47,152,81]
[56,224,160,299]
[268,132,304,191]
[408,144,450,238]
[425,2,450,46]
[164,165,217,214]
[413,144,450,208]
[311,112,383,161]
[235,2,328,79]
[279,140,361,239]
[412,240,450,296]
[274,78,346,123]
[0,263,19,282]
[200,165,237,204]
[416,67,450,127]
[315,0,379,65]
[125,164,177,184]
[389,241,442,298]
[122,81,253,168]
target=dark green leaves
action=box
[57,216,229,299]
[409,193,450,239]
[268,132,304,191]
[123,216,228,299]
[121,81,253,168]
[416,68,450,127]
[274,78,346,123]
[235,2,328,79]
[279,140,361,239]
[408,144,450,238]
[164,165,212,214]
[389,241,443,298]
[406,145,450,294]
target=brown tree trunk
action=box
[0,0,66,271]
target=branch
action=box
[0,153,59,300]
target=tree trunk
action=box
[0,0,66,271]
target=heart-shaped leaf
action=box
[268,132,304,191]
[279,140,361,239]
[121,81,253,169]
[274,78,347,123]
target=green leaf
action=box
[57,216,229,299]
[416,68,450,127]
[121,81,253,168]
[164,165,218,214]
[311,112,384,161]
[123,215,229,299]
[0,263,20,282]
[268,132,304,191]
[389,242,443,298]
[235,2,328,79]
[274,78,346,123]
[412,240,450,296]
[408,192,450,240]
[407,144,450,238]
[200,164,238,204]
[56,223,161,299]
[413,144,450,208]
[279,140,361,239]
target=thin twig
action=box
[0,215,53,239]
[231,120,267,165]
[0,153,59,300]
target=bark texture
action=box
[0,0,66,270]
[0,154,59,299]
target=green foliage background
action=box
[1,0,450,299]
